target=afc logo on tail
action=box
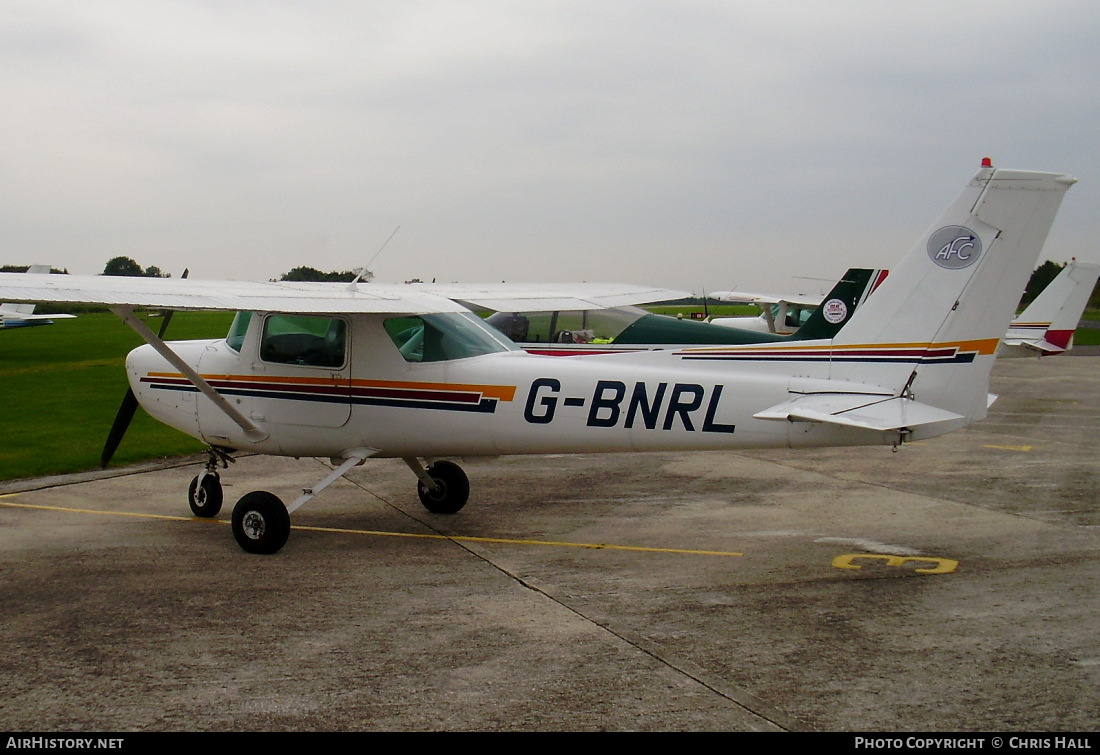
[928,226,982,269]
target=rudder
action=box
[828,162,1076,424]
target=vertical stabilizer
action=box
[828,163,1075,422]
[1002,260,1100,355]
[792,268,887,341]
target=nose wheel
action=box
[187,472,223,517]
[187,446,235,518]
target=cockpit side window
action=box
[260,314,347,368]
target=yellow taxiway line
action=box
[0,496,743,558]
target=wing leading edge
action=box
[0,274,470,314]
[0,276,689,315]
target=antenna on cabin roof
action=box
[350,225,401,287]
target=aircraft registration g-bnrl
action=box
[0,162,1076,554]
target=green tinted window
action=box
[226,311,252,352]
[384,312,516,362]
[260,315,346,367]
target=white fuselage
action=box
[126,311,905,462]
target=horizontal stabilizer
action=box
[0,302,37,315]
[754,393,967,433]
[1003,337,1066,355]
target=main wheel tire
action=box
[188,473,223,518]
[231,491,290,554]
[417,460,470,514]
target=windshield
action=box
[226,311,252,352]
[385,311,518,362]
[771,303,814,329]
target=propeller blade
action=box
[100,389,139,468]
[100,269,188,467]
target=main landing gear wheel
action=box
[417,460,470,514]
[187,473,223,518]
[232,491,291,554]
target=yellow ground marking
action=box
[0,498,217,524]
[981,444,1034,452]
[832,553,958,574]
[0,498,742,558]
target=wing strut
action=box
[287,448,374,513]
[111,306,269,442]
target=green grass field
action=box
[1071,322,1100,345]
[0,311,233,481]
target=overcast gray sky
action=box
[2,1,1096,294]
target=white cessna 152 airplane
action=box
[0,161,1075,554]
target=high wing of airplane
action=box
[482,268,884,355]
[1000,259,1100,356]
[409,282,691,313]
[0,266,76,329]
[0,162,1075,554]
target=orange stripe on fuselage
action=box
[917,338,1000,355]
[348,378,516,401]
[145,372,517,401]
